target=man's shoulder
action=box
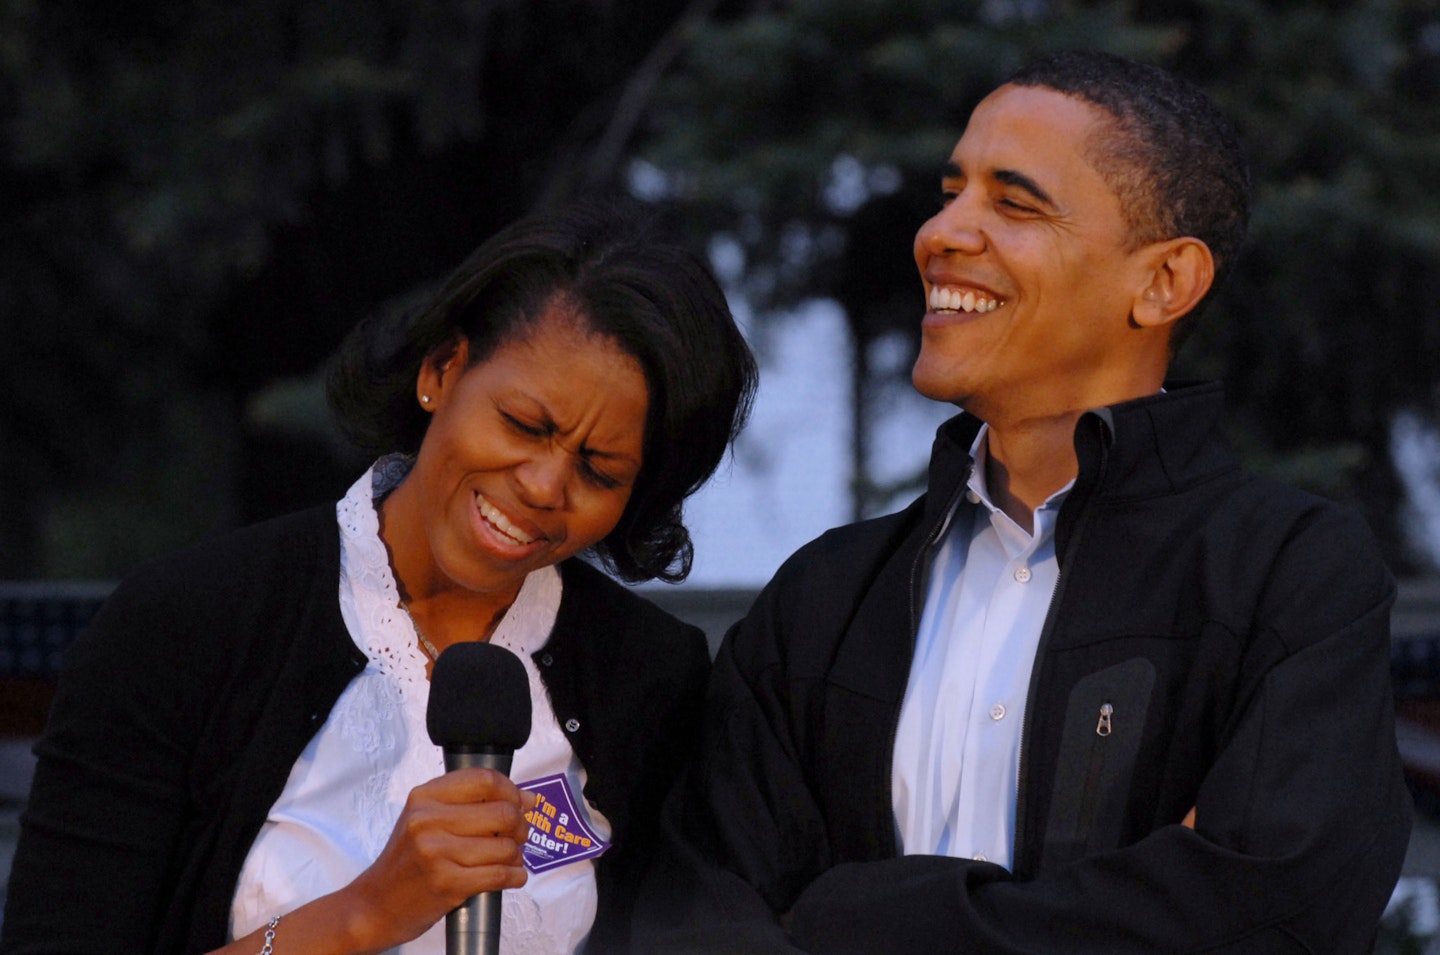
[1215,467,1382,556]
[770,498,929,595]
[1158,466,1395,645]
[723,498,931,668]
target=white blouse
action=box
[230,458,610,955]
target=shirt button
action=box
[539,652,554,667]
[989,703,1006,721]
[973,853,987,862]
[564,718,581,733]
[1014,566,1032,583]
[965,489,981,505]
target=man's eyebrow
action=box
[994,169,1057,208]
[939,161,1058,209]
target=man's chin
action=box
[910,362,971,407]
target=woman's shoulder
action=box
[117,504,339,600]
[553,559,708,668]
[557,559,696,630]
[83,504,343,668]
[54,504,348,722]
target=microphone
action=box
[426,641,533,955]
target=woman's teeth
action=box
[478,496,536,545]
[929,286,1001,313]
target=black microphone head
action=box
[426,641,532,752]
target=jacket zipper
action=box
[1011,425,1109,878]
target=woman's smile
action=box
[473,490,543,550]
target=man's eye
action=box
[999,198,1036,213]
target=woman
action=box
[1,201,756,955]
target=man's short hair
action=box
[1007,50,1251,328]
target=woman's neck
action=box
[377,478,522,652]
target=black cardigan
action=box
[2,504,709,955]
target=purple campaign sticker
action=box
[518,773,610,873]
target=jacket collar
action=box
[1075,380,1235,502]
[923,380,1235,517]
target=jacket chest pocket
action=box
[1039,657,1155,873]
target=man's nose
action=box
[916,195,987,258]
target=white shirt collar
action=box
[965,424,1074,525]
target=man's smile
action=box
[927,284,1003,314]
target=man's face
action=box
[912,84,1159,421]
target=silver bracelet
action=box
[258,916,280,955]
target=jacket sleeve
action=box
[583,615,715,955]
[632,570,833,954]
[1,576,211,954]
[637,505,1412,954]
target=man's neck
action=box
[981,413,1083,534]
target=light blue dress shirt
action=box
[891,426,1073,869]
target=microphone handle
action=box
[443,748,515,955]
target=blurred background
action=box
[4,0,1440,945]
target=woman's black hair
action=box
[327,199,757,583]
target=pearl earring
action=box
[421,394,432,405]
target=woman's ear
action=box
[416,335,471,411]
[1131,237,1215,331]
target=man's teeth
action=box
[478,496,536,545]
[929,286,1000,313]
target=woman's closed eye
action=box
[502,412,546,438]
[578,458,624,491]
[504,411,627,490]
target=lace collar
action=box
[337,454,562,690]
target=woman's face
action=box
[398,305,648,601]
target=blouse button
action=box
[1013,566,1032,583]
[539,652,555,667]
[564,718,581,733]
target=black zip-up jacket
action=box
[2,505,708,955]
[637,382,1411,954]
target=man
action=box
[635,51,1411,952]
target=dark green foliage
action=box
[5,0,1439,575]
[637,0,1440,562]
[1,0,693,576]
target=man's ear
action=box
[1131,237,1215,331]
[416,335,471,409]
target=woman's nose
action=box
[514,450,568,510]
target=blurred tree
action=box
[1163,0,1440,570]
[635,0,1189,519]
[0,0,706,577]
[6,0,1439,579]
[635,0,1440,569]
